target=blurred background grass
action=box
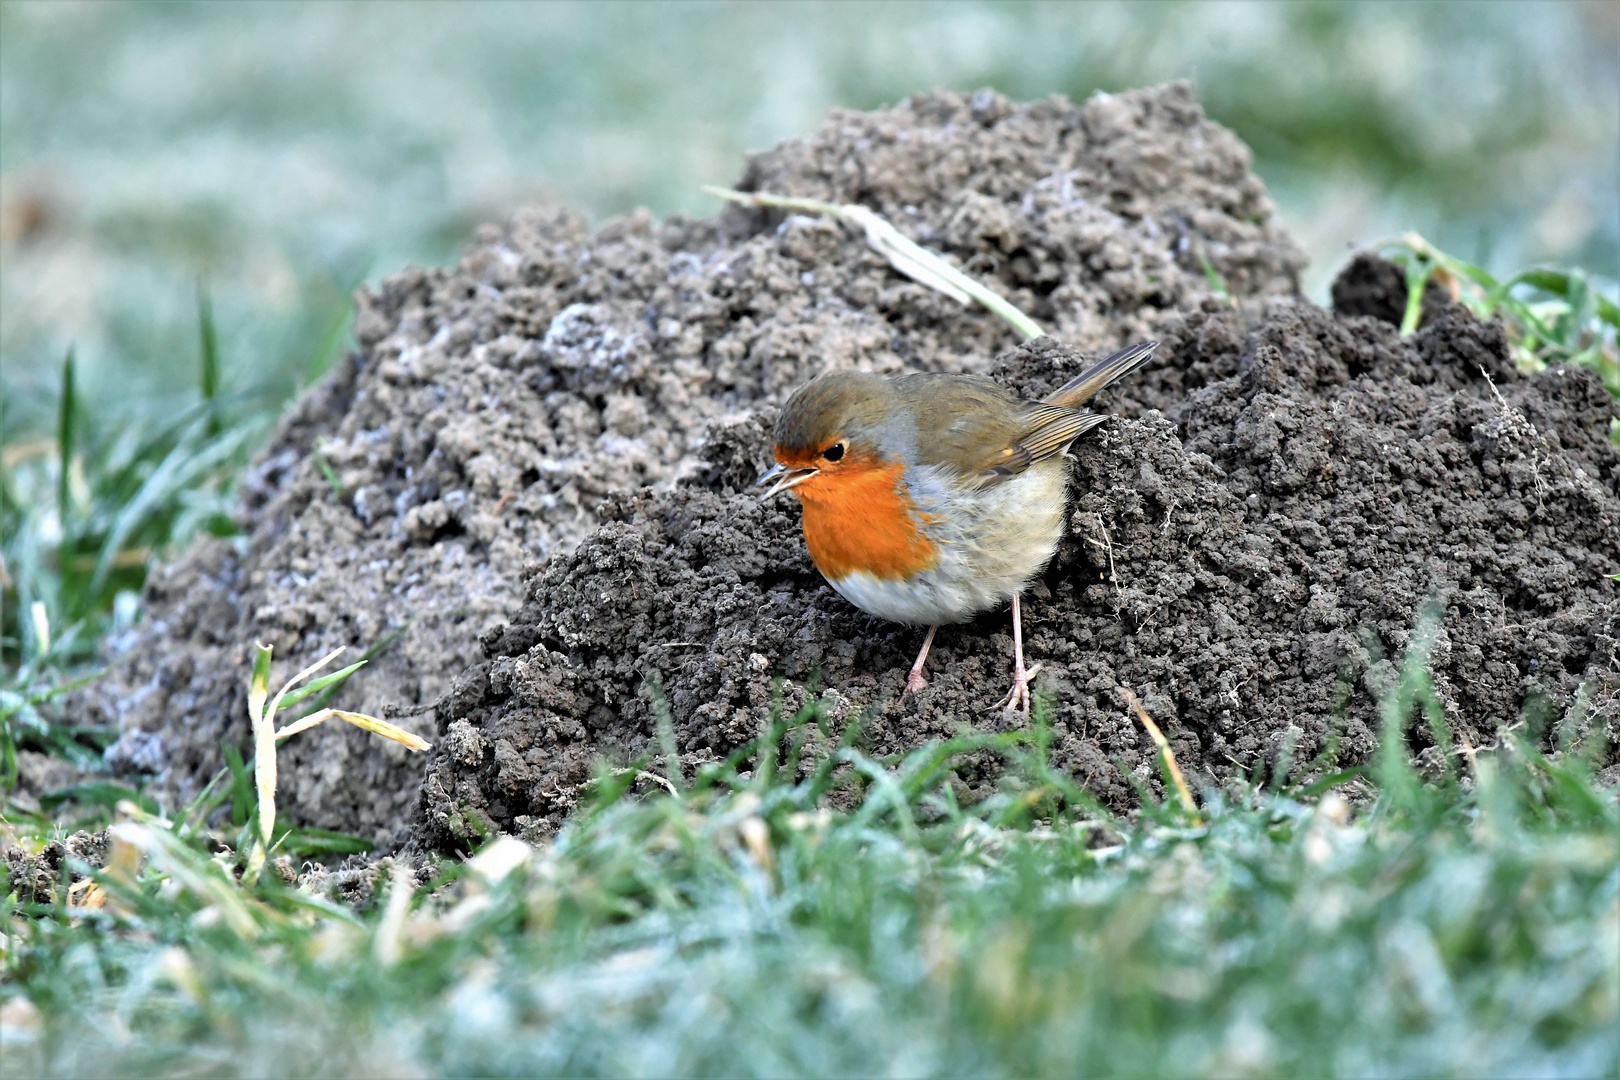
[3,0,1616,438]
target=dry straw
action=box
[1116,685,1201,824]
[704,186,1046,341]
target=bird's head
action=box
[757,370,897,499]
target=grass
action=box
[1383,233,1620,401]
[0,265,356,790]
[0,665,1615,1077]
[0,226,1617,1075]
[1,296,273,667]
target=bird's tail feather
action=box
[1042,341,1159,409]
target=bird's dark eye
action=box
[822,442,845,462]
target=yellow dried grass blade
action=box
[274,708,430,752]
[30,602,50,658]
[332,710,431,751]
[373,861,416,968]
[272,708,334,742]
[248,644,350,879]
[1117,685,1202,824]
[704,185,1044,340]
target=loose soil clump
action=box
[415,285,1619,849]
[92,83,1307,842]
[3,827,109,905]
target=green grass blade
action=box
[310,439,344,499]
[249,644,272,717]
[197,279,221,437]
[40,781,161,816]
[0,714,16,790]
[177,764,233,836]
[1597,292,1620,330]
[223,741,254,829]
[1199,253,1233,305]
[87,419,255,597]
[1374,602,1449,818]
[56,347,76,523]
[284,625,407,722]
[276,660,366,711]
[1400,258,1436,336]
[110,819,268,939]
[275,826,373,857]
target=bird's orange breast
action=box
[790,460,937,582]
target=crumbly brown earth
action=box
[89,83,1310,844]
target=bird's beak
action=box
[756,462,818,498]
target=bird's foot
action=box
[902,624,938,700]
[994,662,1043,713]
[903,669,929,697]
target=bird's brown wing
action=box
[969,404,1110,487]
[964,340,1158,487]
[894,373,1029,474]
[894,372,1112,489]
[1043,341,1158,409]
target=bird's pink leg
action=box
[904,624,938,696]
[995,594,1043,713]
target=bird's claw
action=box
[994,662,1043,713]
[903,670,929,697]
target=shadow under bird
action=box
[758,341,1158,710]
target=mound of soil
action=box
[93,84,1304,843]
[413,284,1619,849]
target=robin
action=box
[757,341,1157,711]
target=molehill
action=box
[416,288,1619,848]
[82,84,1615,850]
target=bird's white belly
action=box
[825,569,987,626]
[823,460,1069,626]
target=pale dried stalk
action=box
[704,186,1045,341]
[274,708,431,751]
[245,644,275,883]
[252,645,347,865]
[1117,685,1201,823]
